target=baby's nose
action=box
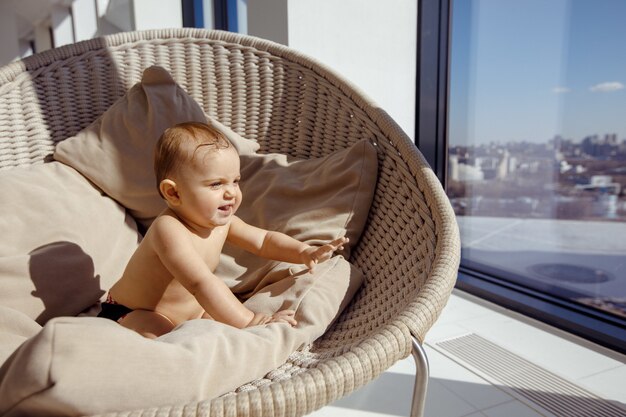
[224,184,237,197]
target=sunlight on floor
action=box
[308,290,626,417]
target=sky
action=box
[448,0,626,146]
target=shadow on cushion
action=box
[29,242,105,325]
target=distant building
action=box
[575,175,621,218]
[496,150,510,180]
[449,154,460,181]
[581,134,620,158]
[605,133,618,145]
[448,154,485,181]
[590,176,615,187]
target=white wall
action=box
[202,0,215,30]
[132,0,182,30]
[34,23,53,53]
[72,0,98,41]
[0,3,21,65]
[51,5,75,47]
[0,0,185,67]
[236,0,248,35]
[97,0,134,33]
[247,0,417,141]
[247,0,288,46]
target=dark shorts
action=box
[98,293,133,323]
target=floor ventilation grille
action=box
[432,333,626,417]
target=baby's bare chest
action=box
[190,227,229,271]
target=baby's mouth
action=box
[218,204,233,214]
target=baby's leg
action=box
[118,310,176,339]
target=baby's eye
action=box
[209,182,222,189]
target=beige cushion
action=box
[0,162,140,325]
[217,139,379,296]
[0,139,378,415]
[0,257,364,416]
[0,307,41,366]
[53,66,260,228]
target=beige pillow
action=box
[217,139,379,296]
[0,306,41,366]
[0,257,364,416]
[0,162,140,325]
[54,66,260,228]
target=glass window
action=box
[448,0,626,322]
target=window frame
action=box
[212,0,237,31]
[417,0,626,354]
[182,0,237,31]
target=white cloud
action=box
[552,86,571,94]
[589,81,624,93]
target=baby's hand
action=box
[246,310,297,327]
[269,309,297,327]
[246,312,272,327]
[301,237,349,272]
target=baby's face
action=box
[173,146,242,230]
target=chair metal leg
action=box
[410,336,430,417]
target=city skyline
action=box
[449,0,626,146]
[450,131,626,147]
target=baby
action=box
[99,122,347,338]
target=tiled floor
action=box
[307,289,626,417]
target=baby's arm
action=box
[152,215,281,328]
[227,216,348,272]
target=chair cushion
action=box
[0,306,41,367]
[53,66,260,228]
[218,139,379,295]
[0,162,140,326]
[0,257,364,416]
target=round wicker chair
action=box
[0,29,460,417]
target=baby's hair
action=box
[154,121,232,198]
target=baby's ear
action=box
[160,179,180,205]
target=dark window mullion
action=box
[182,0,204,28]
[416,0,451,185]
[213,0,236,32]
